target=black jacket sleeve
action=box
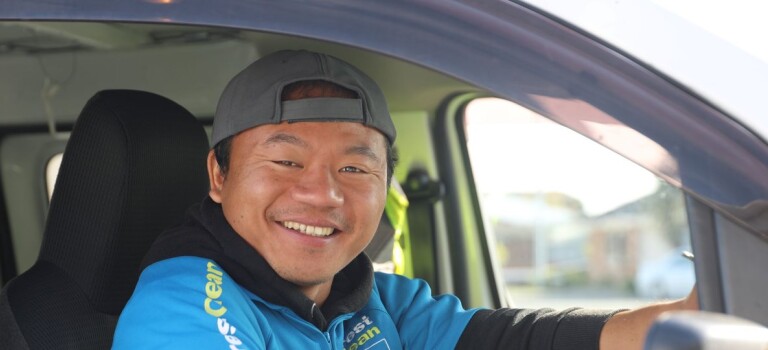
[455,307,623,350]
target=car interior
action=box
[0,7,766,348]
[0,22,488,347]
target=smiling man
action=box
[210,120,387,306]
[113,50,696,350]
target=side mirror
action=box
[644,311,768,350]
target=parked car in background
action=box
[635,246,696,299]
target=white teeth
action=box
[283,221,334,237]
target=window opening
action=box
[464,97,693,309]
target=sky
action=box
[651,0,768,64]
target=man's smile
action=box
[281,220,336,237]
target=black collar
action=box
[142,197,374,330]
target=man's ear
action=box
[207,150,225,203]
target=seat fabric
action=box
[0,90,210,349]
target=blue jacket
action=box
[114,198,614,349]
[114,256,477,349]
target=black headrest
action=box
[38,90,210,315]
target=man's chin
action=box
[273,266,336,288]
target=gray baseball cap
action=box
[211,50,395,147]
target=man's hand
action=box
[599,287,699,350]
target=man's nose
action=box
[291,165,344,207]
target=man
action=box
[113,50,697,349]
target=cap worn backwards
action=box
[211,50,396,147]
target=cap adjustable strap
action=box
[280,98,364,122]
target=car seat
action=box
[0,90,210,349]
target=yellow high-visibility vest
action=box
[385,180,412,277]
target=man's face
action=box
[208,121,388,289]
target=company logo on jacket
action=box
[344,314,389,350]
[204,261,245,349]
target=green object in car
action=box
[386,180,412,277]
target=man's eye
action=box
[275,160,299,167]
[340,166,363,173]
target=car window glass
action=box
[464,97,695,309]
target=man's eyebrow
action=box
[263,133,308,148]
[346,145,381,163]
